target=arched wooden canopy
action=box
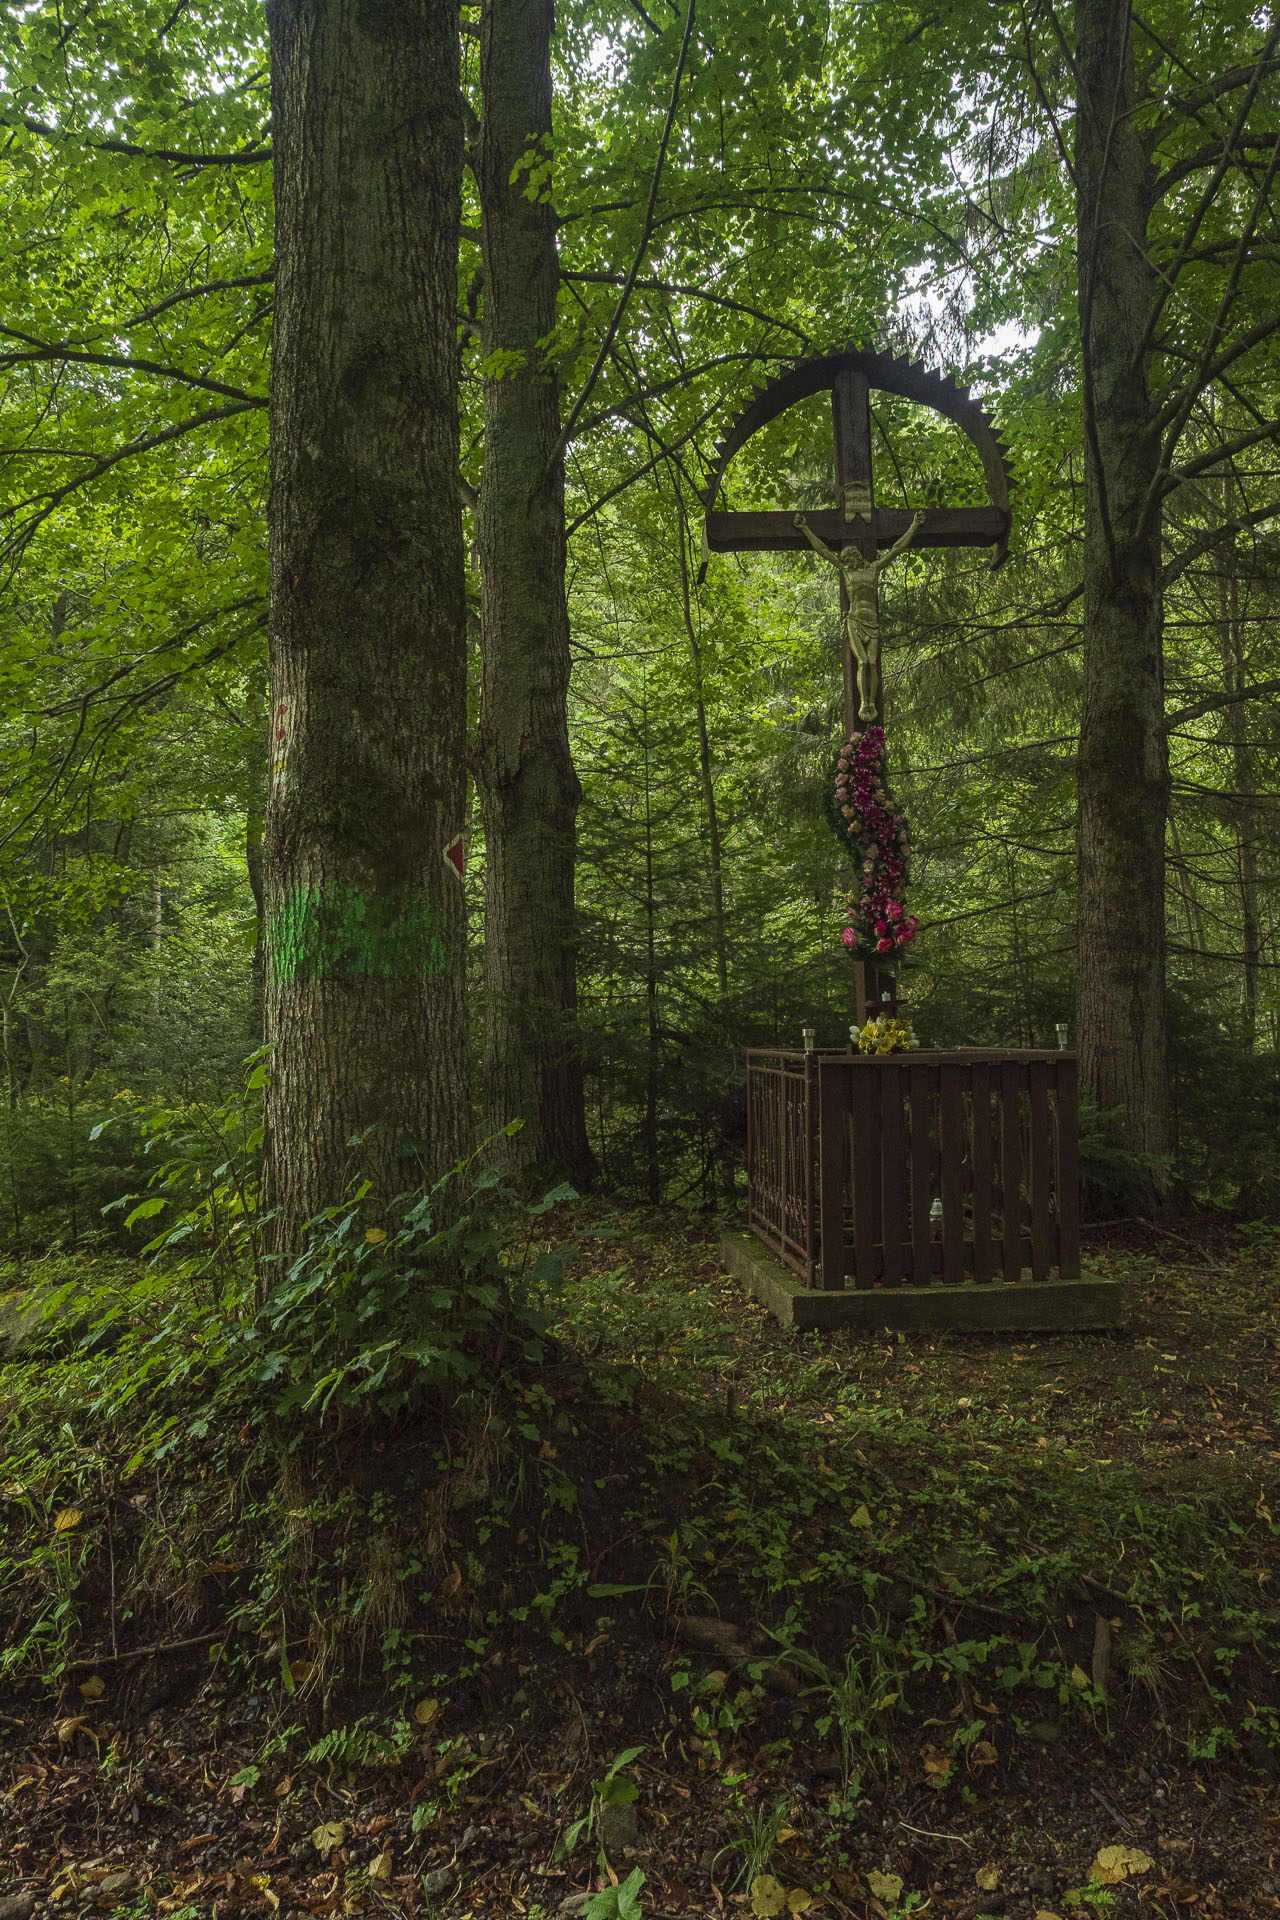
[698,348,1014,580]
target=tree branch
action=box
[1161,503,1280,589]
[5,111,271,166]
[557,0,697,454]
[1158,418,1280,498]
[560,268,810,344]
[1164,678,1280,731]
[38,595,266,718]
[1140,23,1280,351]
[0,331,264,404]
[1154,132,1280,197]
[0,400,263,565]
[565,400,720,535]
[1163,55,1280,121]
[571,349,776,439]
[105,271,276,339]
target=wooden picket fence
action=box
[746,1048,1080,1290]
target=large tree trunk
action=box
[262,0,471,1244]
[1074,0,1172,1201]
[476,0,593,1190]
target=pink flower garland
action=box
[832,726,919,958]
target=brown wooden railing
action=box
[746,1049,820,1283]
[746,1048,1080,1291]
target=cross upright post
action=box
[830,367,894,1021]
[700,349,1014,1026]
[830,366,878,734]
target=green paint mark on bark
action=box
[270,884,451,984]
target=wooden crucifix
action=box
[699,349,1013,1022]
[699,350,1013,738]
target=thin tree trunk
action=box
[1216,486,1260,1043]
[1074,0,1172,1199]
[476,0,593,1190]
[641,696,660,1206]
[262,0,471,1243]
[674,499,729,1000]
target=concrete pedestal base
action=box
[721,1231,1125,1333]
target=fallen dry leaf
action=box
[1093,1843,1154,1884]
[53,1507,83,1532]
[78,1675,106,1701]
[750,1876,787,1918]
[865,1870,904,1903]
[311,1820,347,1853]
[975,1864,1000,1891]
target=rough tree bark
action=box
[1074,0,1172,1199]
[475,0,593,1189]
[262,0,471,1242]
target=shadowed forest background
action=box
[0,0,1277,1239]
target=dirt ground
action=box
[1,1215,1278,1920]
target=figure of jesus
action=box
[793,510,926,721]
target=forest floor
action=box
[1,1213,1279,1920]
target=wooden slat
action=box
[849,1064,879,1285]
[1000,1061,1025,1283]
[939,1069,966,1285]
[705,504,1010,554]
[909,1064,938,1284]
[1056,1056,1081,1280]
[819,1063,847,1291]
[1028,1062,1054,1281]
[880,1063,907,1285]
[803,1054,819,1283]
[969,1062,993,1282]
[744,1050,1083,1302]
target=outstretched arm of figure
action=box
[792,512,838,565]
[879,509,927,567]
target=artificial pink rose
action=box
[876,937,893,954]
[887,902,902,922]
[874,919,887,935]
[840,927,857,950]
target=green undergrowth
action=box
[0,1207,1278,1789]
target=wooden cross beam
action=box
[699,350,1013,735]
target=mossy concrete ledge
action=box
[720,1231,1126,1333]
